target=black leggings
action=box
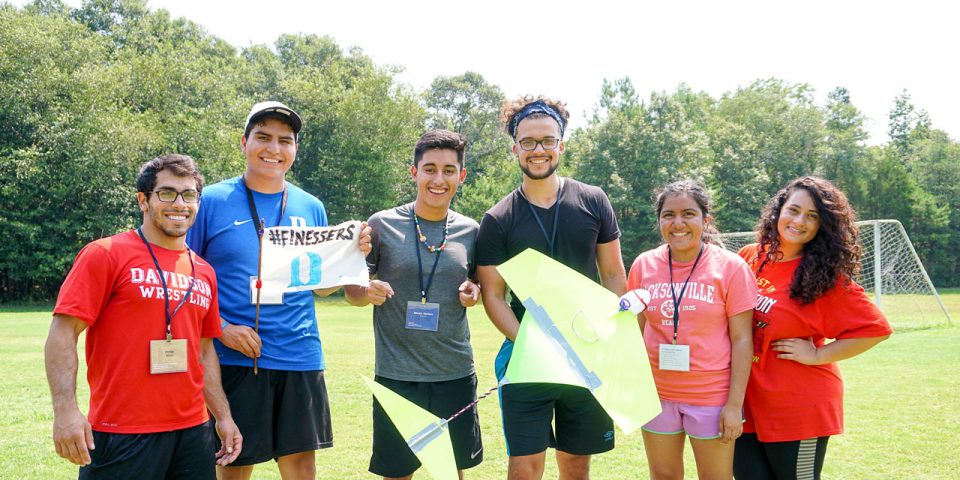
[733,433,829,480]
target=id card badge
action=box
[150,339,188,374]
[250,276,283,305]
[405,301,440,331]
[659,343,691,372]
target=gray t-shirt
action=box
[367,203,479,382]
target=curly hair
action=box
[654,179,724,247]
[500,95,571,138]
[754,176,861,304]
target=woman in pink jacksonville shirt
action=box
[627,179,757,480]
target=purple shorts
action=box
[642,400,723,439]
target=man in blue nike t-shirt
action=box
[188,101,371,479]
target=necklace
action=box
[413,211,449,253]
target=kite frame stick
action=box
[253,219,265,375]
[405,384,500,453]
[520,298,603,391]
[407,419,448,453]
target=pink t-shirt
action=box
[627,243,757,405]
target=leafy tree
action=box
[0,5,120,300]
[901,129,959,286]
[273,34,426,222]
[869,92,950,284]
[569,78,651,258]
[820,87,869,209]
[887,89,931,157]
[71,0,149,45]
[708,120,768,233]
[715,79,825,190]
[0,3,427,298]
[22,0,71,17]
[570,79,714,259]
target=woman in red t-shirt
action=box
[733,176,892,480]
[628,180,756,480]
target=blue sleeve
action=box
[312,196,328,227]
[318,203,328,227]
[186,201,208,256]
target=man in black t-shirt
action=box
[475,96,628,480]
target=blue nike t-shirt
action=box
[187,176,328,370]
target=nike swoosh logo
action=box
[234,219,252,226]
[470,448,482,459]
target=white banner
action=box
[260,221,370,295]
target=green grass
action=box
[864,291,957,330]
[2,296,958,479]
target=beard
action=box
[160,224,190,238]
[519,157,559,180]
[148,208,194,240]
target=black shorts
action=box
[499,382,615,457]
[217,365,332,466]
[733,433,830,480]
[369,374,483,477]
[79,422,215,480]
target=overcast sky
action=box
[19,0,959,144]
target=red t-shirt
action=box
[738,244,892,442]
[627,244,758,405]
[54,230,221,434]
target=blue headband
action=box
[508,100,565,139]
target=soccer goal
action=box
[717,219,953,329]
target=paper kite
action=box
[362,376,458,480]
[498,248,661,434]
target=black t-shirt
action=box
[476,177,620,321]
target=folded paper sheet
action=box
[362,376,458,480]
[498,249,661,434]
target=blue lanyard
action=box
[137,228,196,339]
[523,180,563,258]
[412,211,447,303]
[667,244,705,345]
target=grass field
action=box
[1,293,958,479]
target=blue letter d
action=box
[289,252,322,288]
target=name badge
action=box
[150,339,188,374]
[659,343,691,372]
[250,276,283,305]
[406,301,440,331]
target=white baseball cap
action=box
[244,101,302,137]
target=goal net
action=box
[717,219,952,330]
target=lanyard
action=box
[522,179,563,258]
[241,175,288,237]
[412,211,447,303]
[667,244,705,345]
[137,228,196,340]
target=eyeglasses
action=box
[517,137,560,151]
[150,189,200,203]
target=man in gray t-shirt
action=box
[345,129,483,479]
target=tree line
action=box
[2,0,958,301]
